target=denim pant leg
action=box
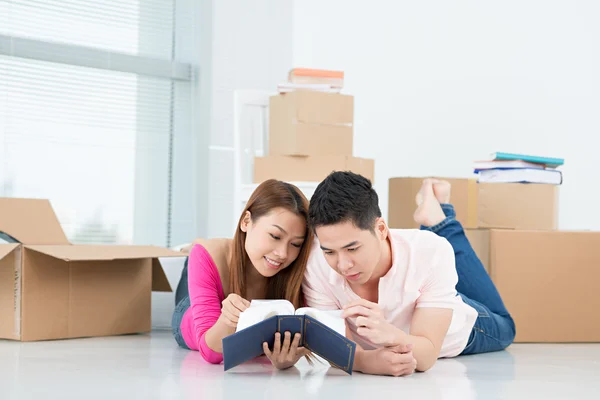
[172,257,191,350]
[421,205,512,317]
[420,204,516,354]
[175,257,189,306]
[459,294,517,355]
[171,296,191,350]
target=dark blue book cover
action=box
[222,314,356,374]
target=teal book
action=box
[490,152,564,168]
[222,300,356,374]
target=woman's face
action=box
[241,207,306,278]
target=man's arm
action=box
[347,325,417,376]
[346,324,368,373]
[394,308,452,371]
[402,236,457,371]
[343,236,457,372]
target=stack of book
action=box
[277,68,344,94]
[473,152,564,184]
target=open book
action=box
[222,300,356,374]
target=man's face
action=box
[315,219,387,285]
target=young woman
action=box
[172,179,314,369]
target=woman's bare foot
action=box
[413,179,447,227]
[431,179,451,204]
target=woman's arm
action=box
[187,244,229,363]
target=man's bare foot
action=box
[413,179,446,227]
[431,179,451,204]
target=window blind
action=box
[0,0,175,57]
[0,0,191,246]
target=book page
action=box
[235,300,294,332]
[295,307,346,336]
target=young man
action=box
[302,172,516,376]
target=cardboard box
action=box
[0,198,182,342]
[269,123,353,157]
[253,155,374,183]
[464,229,491,274]
[388,177,559,230]
[268,92,353,157]
[465,229,600,343]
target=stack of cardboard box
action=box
[388,177,600,343]
[253,90,375,184]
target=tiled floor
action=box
[1,330,599,399]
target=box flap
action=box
[152,259,173,292]
[0,243,20,260]
[24,245,184,261]
[0,198,70,245]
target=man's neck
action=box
[351,235,393,302]
[371,234,393,283]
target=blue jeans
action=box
[172,257,191,350]
[421,204,516,355]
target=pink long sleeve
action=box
[180,244,226,364]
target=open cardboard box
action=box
[0,198,183,341]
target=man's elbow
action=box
[416,361,435,372]
[415,351,440,372]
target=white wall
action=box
[206,0,295,239]
[293,0,600,230]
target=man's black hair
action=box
[308,171,381,232]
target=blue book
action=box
[222,300,356,374]
[490,152,564,168]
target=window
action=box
[0,0,196,247]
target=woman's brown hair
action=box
[228,179,313,308]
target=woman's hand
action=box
[218,293,250,329]
[263,332,311,370]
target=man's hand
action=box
[217,293,250,328]
[342,299,407,346]
[263,332,311,370]
[357,344,417,377]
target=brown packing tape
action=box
[0,246,20,340]
[14,248,22,340]
[466,179,479,228]
[488,230,496,282]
